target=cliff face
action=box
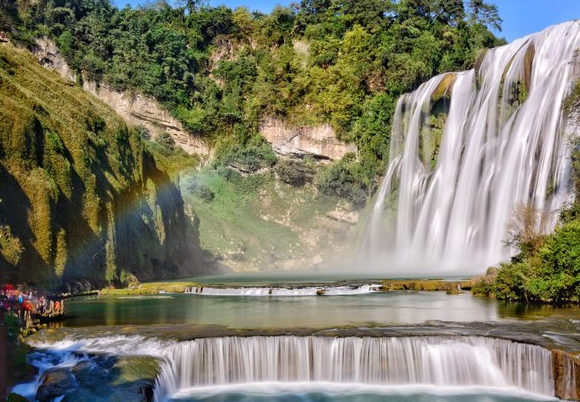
[260,118,357,161]
[34,38,210,158]
[0,43,209,290]
[35,39,356,162]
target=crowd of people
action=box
[0,284,65,320]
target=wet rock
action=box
[62,355,160,402]
[552,349,580,400]
[37,368,76,402]
[7,393,29,402]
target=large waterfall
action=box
[153,336,554,401]
[363,21,580,273]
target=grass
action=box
[99,281,201,295]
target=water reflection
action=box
[63,291,505,328]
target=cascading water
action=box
[363,21,580,272]
[184,284,381,296]
[153,336,555,402]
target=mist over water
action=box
[363,21,580,274]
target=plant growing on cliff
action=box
[0,225,23,266]
[274,158,315,187]
[315,153,370,205]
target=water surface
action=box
[63,291,502,328]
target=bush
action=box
[136,125,151,141]
[274,158,315,186]
[155,131,176,151]
[189,182,215,202]
[213,134,277,173]
[315,155,369,205]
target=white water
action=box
[153,336,555,402]
[364,21,580,273]
[185,284,381,296]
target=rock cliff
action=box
[260,118,357,161]
[0,43,209,289]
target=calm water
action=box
[61,289,580,329]
[63,291,502,328]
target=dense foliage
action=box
[1,0,503,187]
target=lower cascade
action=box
[153,336,555,401]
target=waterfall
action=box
[153,336,554,401]
[363,21,580,273]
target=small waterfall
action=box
[153,336,555,401]
[363,21,580,272]
[185,284,381,296]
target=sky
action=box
[113,0,580,43]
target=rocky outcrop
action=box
[260,118,357,161]
[36,356,159,402]
[82,82,210,156]
[553,349,580,401]
[34,38,209,157]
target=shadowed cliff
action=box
[0,43,211,290]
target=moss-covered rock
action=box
[431,73,456,103]
[0,43,210,288]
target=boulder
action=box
[36,368,76,402]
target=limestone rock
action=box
[260,118,357,161]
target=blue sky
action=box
[113,0,580,43]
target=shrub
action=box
[189,182,215,202]
[213,134,277,173]
[274,158,315,186]
[315,155,369,205]
[155,131,176,151]
[136,125,151,141]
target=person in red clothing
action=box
[21,299,33,312]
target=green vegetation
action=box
[315,153,371,205]
[99,280,201,295]
[1,0,503,191]
[0,42,205,288]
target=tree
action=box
[175,0,205,15]
[467,0,502,31]
[504,203,549,259]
